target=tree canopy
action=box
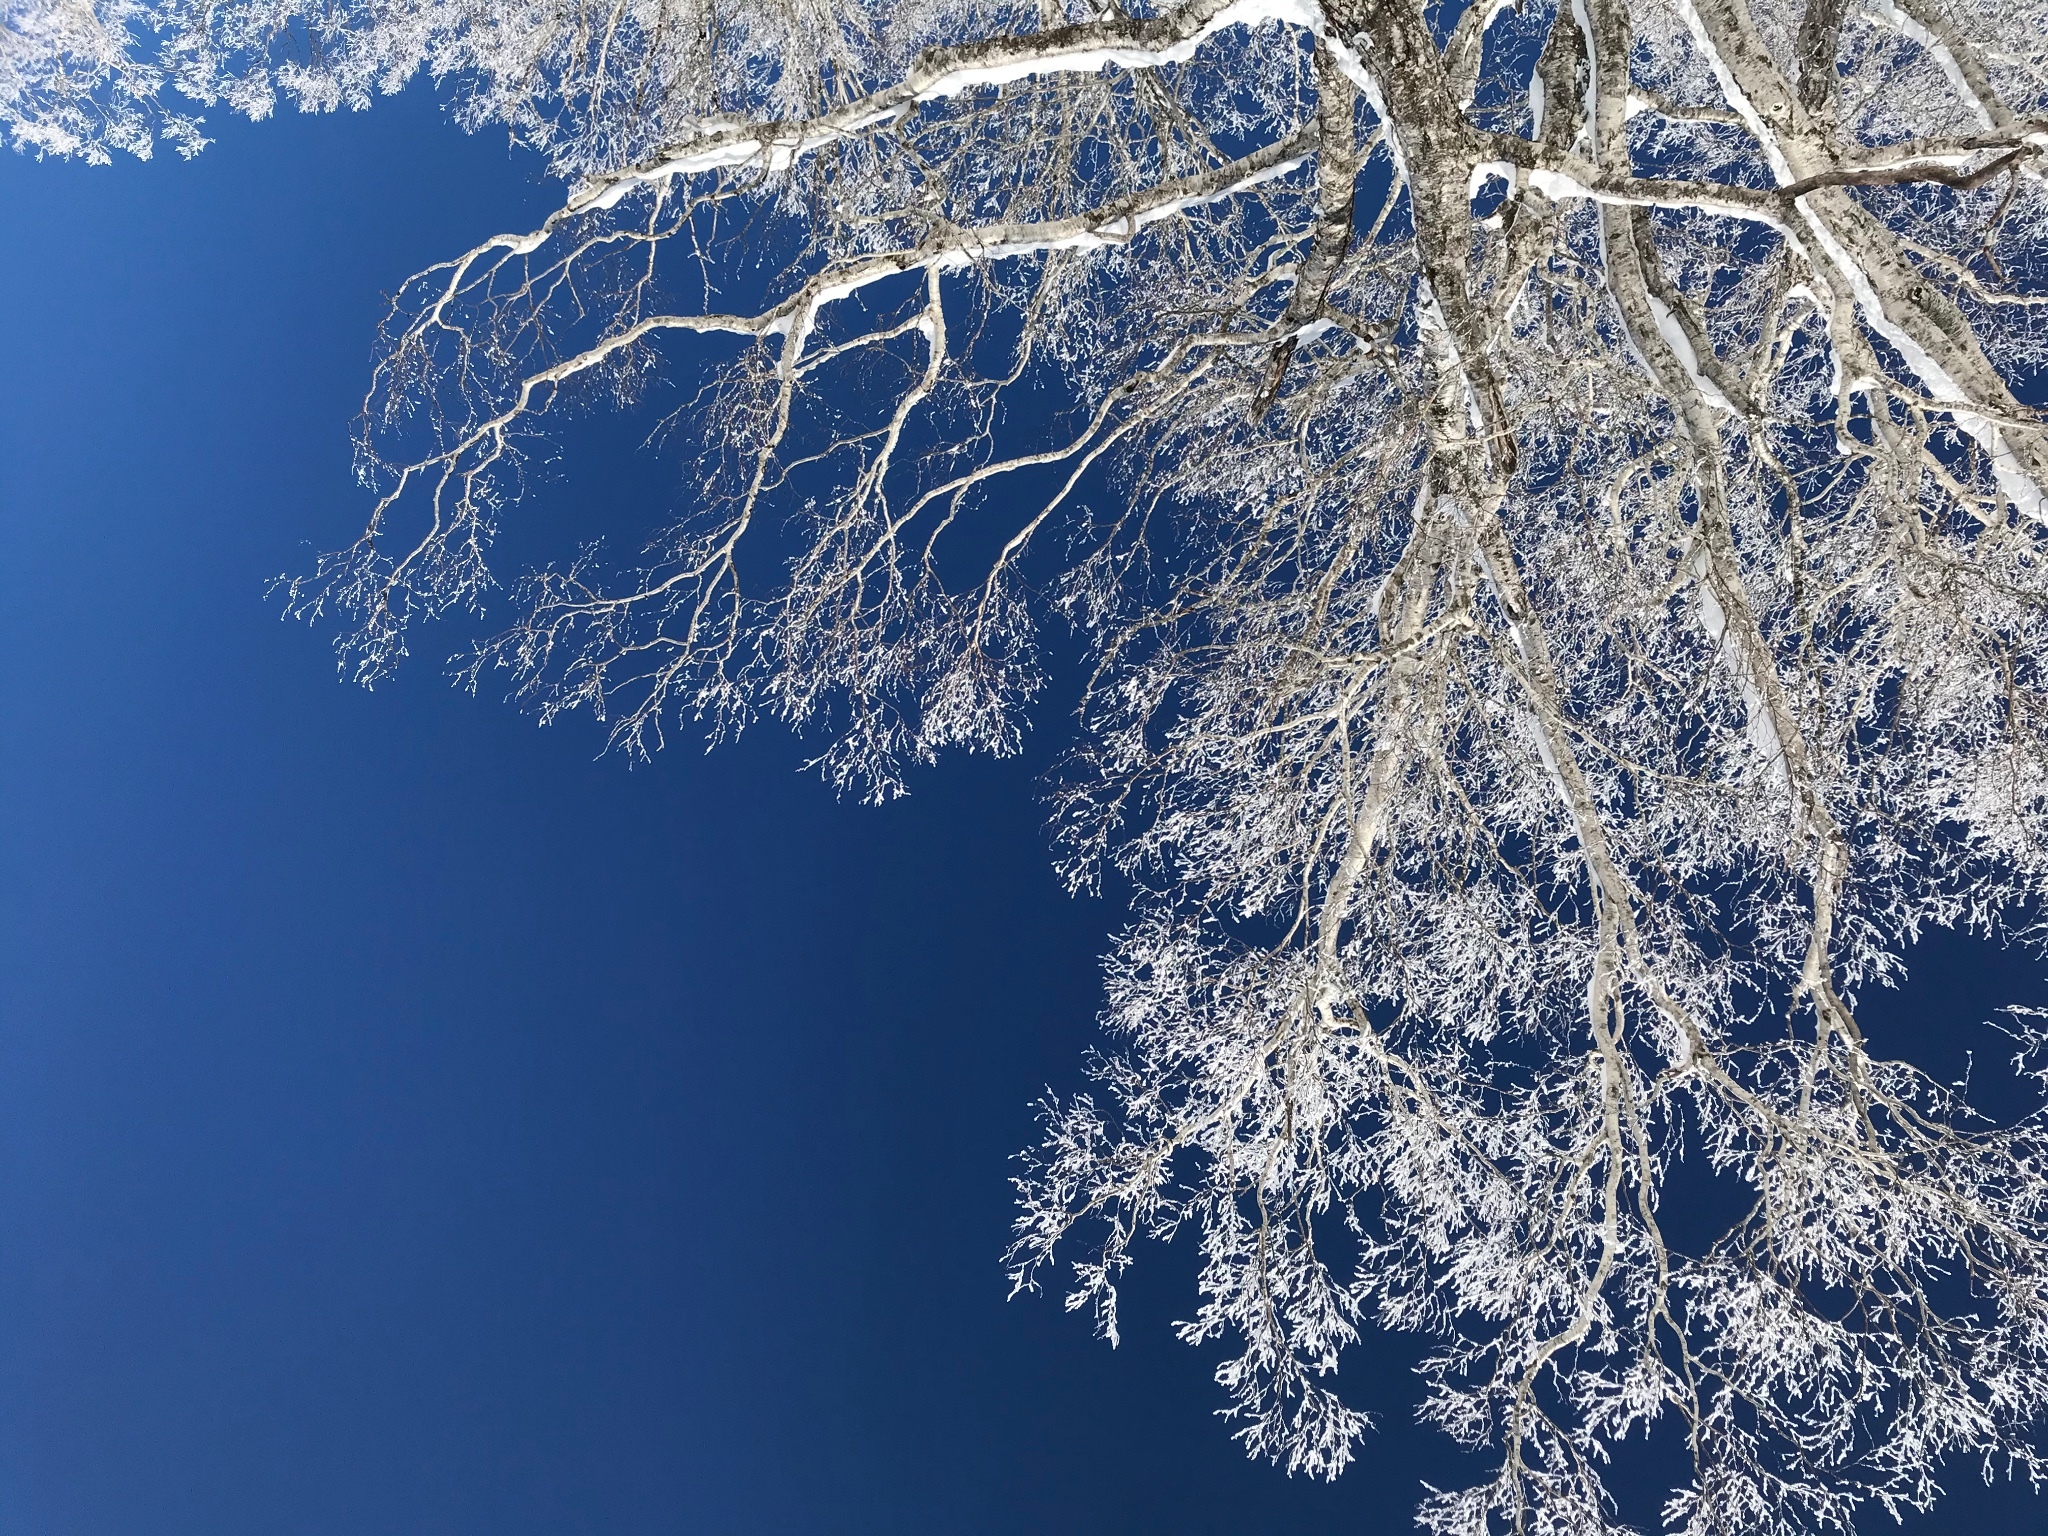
[12,0,2048,1528]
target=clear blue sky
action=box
[1,86,2042,1535]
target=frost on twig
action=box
[23,0,2048,1526]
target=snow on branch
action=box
[23,0,2048,1526]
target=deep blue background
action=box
[2,89,2043,1534]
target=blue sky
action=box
[2,85,2043,1535]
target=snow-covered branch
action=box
[22,0,2048,1526]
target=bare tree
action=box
[16,0,2048,1527]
